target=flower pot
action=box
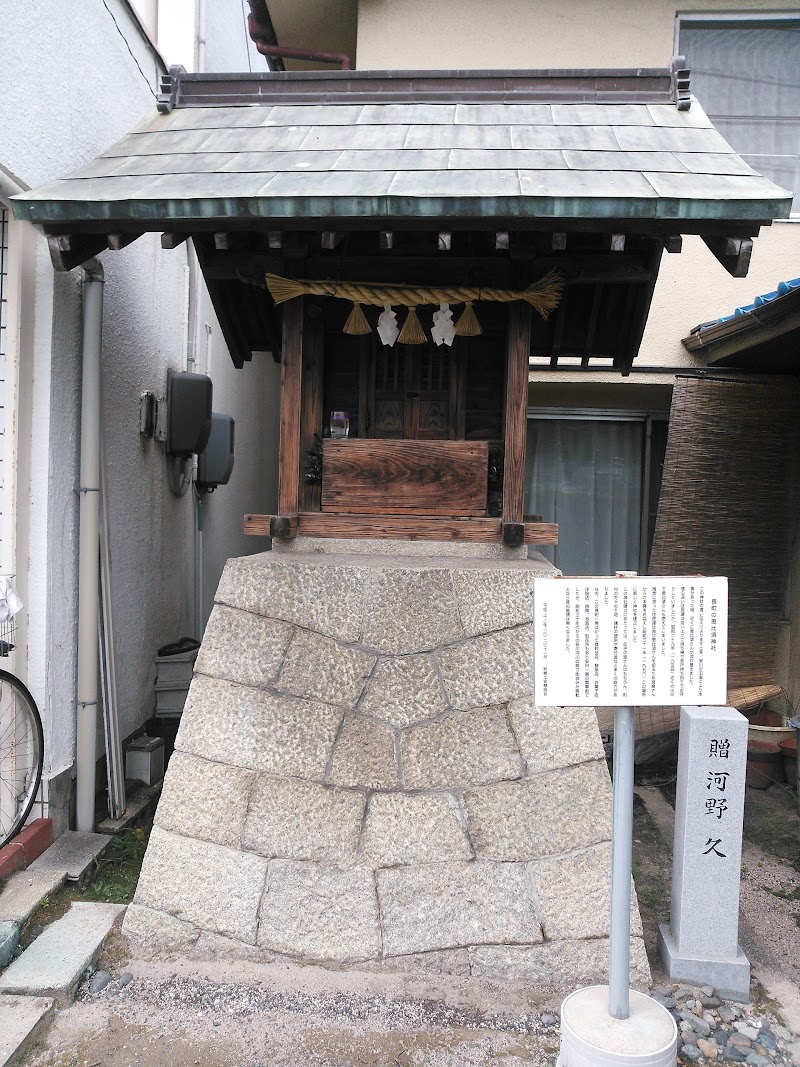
[778,736,797,786]
[746,740,785,789]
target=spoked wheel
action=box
[0,670,43,850]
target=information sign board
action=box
[533,576,728,707]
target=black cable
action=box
[100,0,157,100]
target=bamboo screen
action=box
[640,374,800,736]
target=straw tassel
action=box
[454,301,482,337]
[397,306,426,344]
[343,302,371,335]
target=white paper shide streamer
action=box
[377,303,400,347]
[431,302,456,347]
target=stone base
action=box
[657,923,750,1001]
[124,548,649,991]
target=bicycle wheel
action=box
[0,670,43,850]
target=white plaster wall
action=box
[1,0,280,795]
[357,0,800,70]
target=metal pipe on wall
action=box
[76,260,104,833]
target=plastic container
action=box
[778,736,797,785]
[746,740,785,789]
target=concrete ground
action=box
[11,778,800,1067]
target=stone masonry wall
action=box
[123,547,649,990]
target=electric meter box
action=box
[167,372,213,456]
[197,412,235,491]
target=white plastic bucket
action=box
[558,986,677,1067]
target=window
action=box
[525,411,667,576]
[679,16,800,207]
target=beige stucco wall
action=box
[357,0,800,70]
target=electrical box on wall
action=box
[167,372,213,456]
[197,412,235,492]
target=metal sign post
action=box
[608,704,634,1020]
[533,574,728,1066]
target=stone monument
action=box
[658,705,749,1000]
[124,541,648,989]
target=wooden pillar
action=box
[277,296,304,524]
[502,303,532,548]
[299,302,324,511]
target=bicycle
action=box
[0,577,43,850]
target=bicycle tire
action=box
[0,669,44,850]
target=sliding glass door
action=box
[525,412,661,576]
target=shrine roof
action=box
[12,68,792,230]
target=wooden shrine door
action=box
[370,342,457,440]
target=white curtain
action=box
[525,419,643,576]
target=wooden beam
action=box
[502,303,532,528]
[660,235,682,254]
[606,234,626,252]
[244,513,557,544]
[47,234,108,272]
[552,232,567,251]
[161,233,188,250]
[703,236,753,278]
[278,296,304,516]
[107,233,141,251]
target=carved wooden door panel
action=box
[368,342,457,440]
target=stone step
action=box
[0,830,111,930]
[0,902,125,1006]
[0,866,66,927]
[0,994,54,1067]
[29,830,111,884]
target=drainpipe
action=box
[246,9,351,69]
[76,259,104,833]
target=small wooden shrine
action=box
[15,65,790,550]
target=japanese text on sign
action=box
[533,577,727,707]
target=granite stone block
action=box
[469,936,651,989]
[133,827,267,945]
[122,903,200,953]
[177,675,342,779]
[258,860,381,962]
[528,842,642,940]
[437,625,535,709]
[277,629,375,707]
[154,751,255,849]
[451,566,546,637]
[465,762,612,860]
[359,654,449,728]
[328,716,398,789]
[361,792,472,865]
[243,775,365,862]
[362,568,462,653]
[377,861,542,955]
[510,698,605,773]
[216,554,367,642]
[402,706,522,789]
[195,605,292,688]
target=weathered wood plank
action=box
[245,513,557,544]
[243,514,271,536]
[301,513,500,542]
[502,304,532,526]
[278,297,304,515]
[243,514,298,538]
[321,439,488,515]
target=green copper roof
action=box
[12,91,793,228]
